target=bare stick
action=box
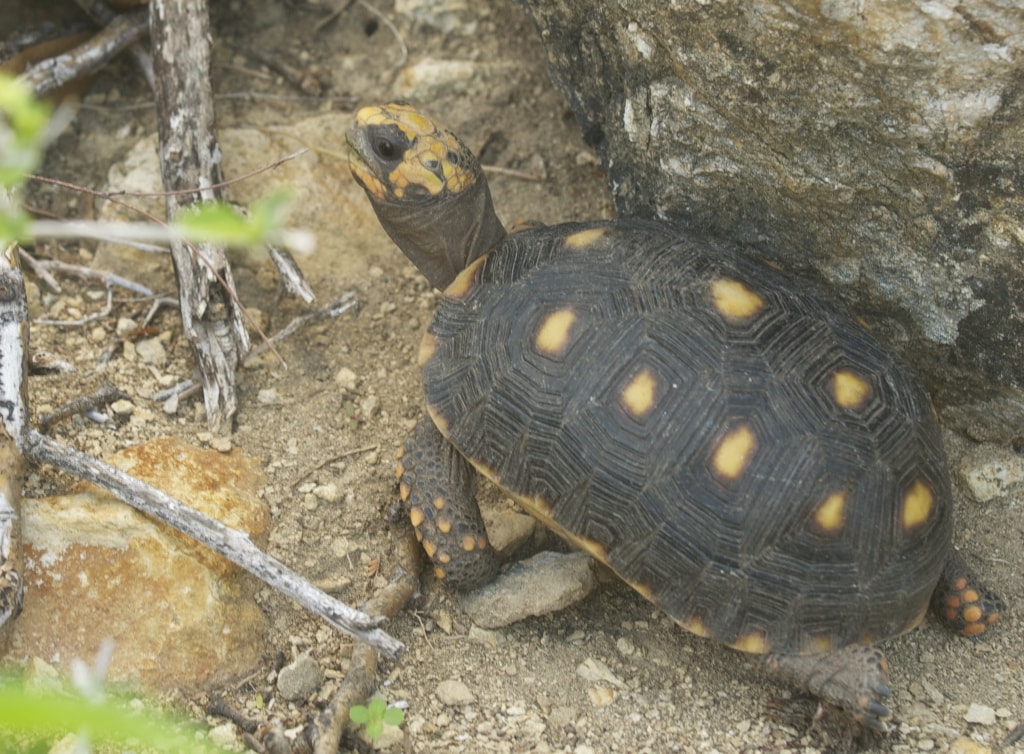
[17,10,149,97]
[37,385,129,433]
[22,430,405,659]
[150,0,248,435]
[0,241,27,643]
[312,528,421,753]
[242,293,357,365]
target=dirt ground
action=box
[12,0,1024,752]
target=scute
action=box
[421,219,952,654]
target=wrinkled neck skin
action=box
[370,181,507,291]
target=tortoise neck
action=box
[371,181,506,291]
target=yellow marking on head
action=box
[620,368,658,418]
[901,480,934,529]
[349,161,389,201]
[564,227,608,249]
[417,331,437,367]
[534,308,578,357]
[433,496,446,510]
[710,278,765,321]
[437,517,452,533]
[812,491,847,534]
[422,539,437,558]
[462,534,477,552]
[832,369,872,410]
[731,631,770,654]
[443,254,488,299]
[409,506,425,527]
[711,424,758,481]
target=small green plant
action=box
[349,696,405,740]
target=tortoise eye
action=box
[373,137,401,161]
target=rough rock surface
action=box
[520,0,1024,438]
[11,437,270,691]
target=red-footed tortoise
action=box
[346,102,1003,729]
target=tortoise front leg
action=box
[397,416,501,590]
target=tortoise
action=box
[346,102,1003,729]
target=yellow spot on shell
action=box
[711,424,758,481]
[409,506,425,527]
[832,369,872,409]
[812,491,847,534]
[731,631,770,654]
[462,534,477,552]
[576,535,608,562]
[901,480,934,529]
[564,227,608,249]
[534,308,578,357]
[620,368,658,418]
[710,278,765,321]
[444,254,488,299]
[802,634,835,654]
[417,332,437,367]
[680,616,710,638]
[627,580,655,602]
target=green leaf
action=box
[348,704,370,724]
[367,696,387,718]
[365,719,384,739]
[382,706,405,726]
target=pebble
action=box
[335,367,358,391]
[460,551,596,628]
[964,703,997,726]
[576,658,626,688]
[135,336,167,366]
[950,737,992,754]
[257,388,279,404]
[110,399,135,418]
[435,678,476,706]
[277,653,324,701]
[958,444,1024,502]
[312,483,341,503]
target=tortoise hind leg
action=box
[397,416,501,590]
[763,645,892,731]
[931,549,1004,637]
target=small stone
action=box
[964,703,997,726]
[950,737,992,754]
[959,444,1024,502]
[586,686,616,707]
[207,723,239,749]
[459,551,596,628]
[135,336,167,366]
[917,739,935,751]
[116,317,138,336]
[110,399,135,418]
[257,388,279,404]
[335,367,358,391]
[277,653,324,701]
[576,658,626,688]
[434,609,453,635]
[436,679,475,706]
[467,625,503,647]
[485,510,538,555]
[210,436,233,453]
[312,483,341,503]
[616,637,636,657]
[88,325,106,344]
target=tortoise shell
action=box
[418,218,952,656]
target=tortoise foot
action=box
[764,645,891,731]
[932,550,1004,637]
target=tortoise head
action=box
[347,103,507,290]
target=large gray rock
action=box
[520,1,1024,439]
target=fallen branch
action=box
[150,0,247,435]
[0,242,28,642]
[243,293,357,365]
[17,9,149,97]
[23,430,405,660]
[311,527,421,753]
